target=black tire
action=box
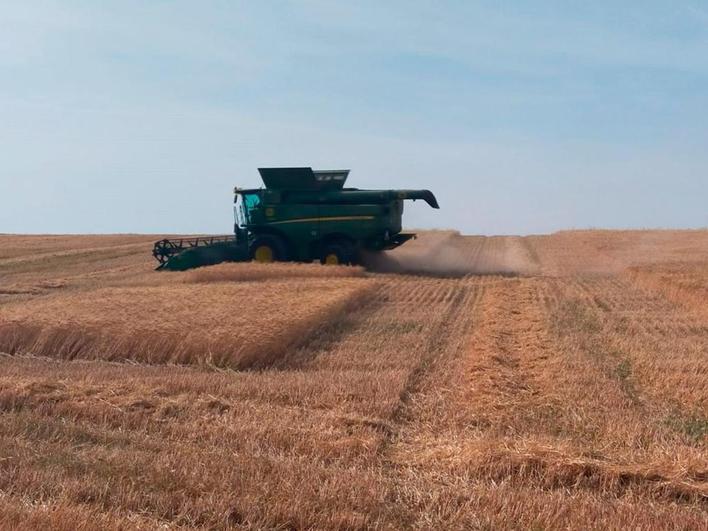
[249,236,287,263]
[319,242,353,265]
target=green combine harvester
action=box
[152,167,439,271]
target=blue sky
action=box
[1,1,706,234]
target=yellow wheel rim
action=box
[324,253,339,265]
[254,245,274,263]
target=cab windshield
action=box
[234,192,261,227]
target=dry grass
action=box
[0,231,706,529]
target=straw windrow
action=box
[0,280,374,369]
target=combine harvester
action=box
[153,167,439,271]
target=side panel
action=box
[249,198,407,260]
[316,201,404,250]
[316,203,378,240]
[258,201,321,260]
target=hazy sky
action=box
[1,1,706,235]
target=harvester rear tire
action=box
[250,236,287,263]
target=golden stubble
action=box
[0,230,706,529]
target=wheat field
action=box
[0,230,706,529]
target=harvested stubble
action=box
[0,234,156,302]
[0,279,373,368]
[387,275,708,529]
[186,261,366,283]
[526,229,708,276]
[627,262,708,318]
[1,231,708,529]
[0,275,480,529]
[0,234,156,261]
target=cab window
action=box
[235,193,262,226]
[244,193,261,210]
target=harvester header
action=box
[153,167,439,271]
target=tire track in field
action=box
[542,276,707,495]
[387,278,483,426]
[384,276,706,529]
[269,275,484,422]
[549,275,708,430]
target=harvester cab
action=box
[153,167,439,271]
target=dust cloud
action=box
[362,231,540,277]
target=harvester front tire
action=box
[320,243,352,266]
[250,236,287,263]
